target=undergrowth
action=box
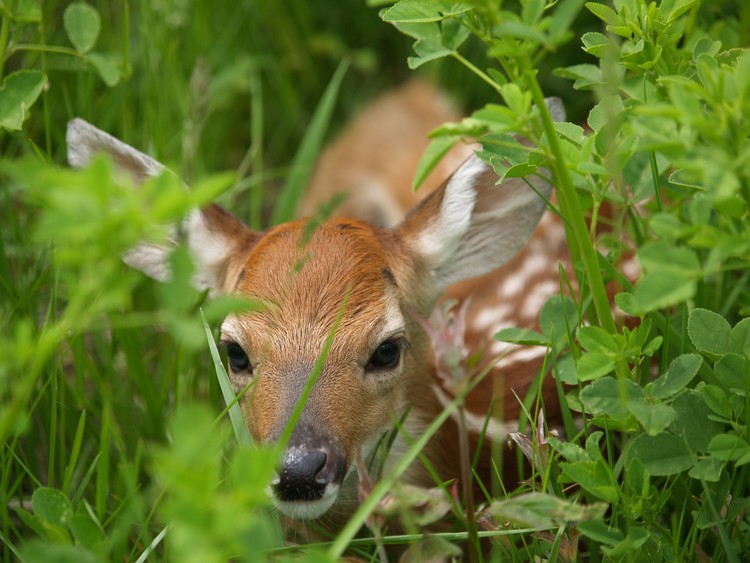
[1,0,749,561]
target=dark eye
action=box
[367,340,401,370]
[226,343,251,373]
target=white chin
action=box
[271,483,340,520]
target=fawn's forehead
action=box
[227,218,404,338]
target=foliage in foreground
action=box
[1,0,749,561]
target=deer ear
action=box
[398,154,552,291]
[397,97,565,292]
[66,119,258,292]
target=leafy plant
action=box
[2,0,749,561]
[379,0,749,560]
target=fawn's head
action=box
[66,105,559,519]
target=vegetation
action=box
[1,0,748,561]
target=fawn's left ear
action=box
[66,119,258,292]
[397,98,565,293]
[397,153,553,292]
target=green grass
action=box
[2,0,750,561]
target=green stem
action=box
[327,390,465,558]
[0,12,11,82]
[452,51,502,93]
[9,44,82,57]
[523,71,628,380]
[649,151,664,212]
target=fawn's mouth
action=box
[269,480,341,520]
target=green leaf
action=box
[614,292,638,316]
[688,308,731,357]
[629,433,696,476]
[400,535,462,561]
[488,492,607,528]
[670,390,725,453]
[701,384,733,419]
[229,448,279,507]
[553,63,603,90]
[9,0,42,22]
[64,2,101,54]
[0,70,47,131]
[581,31,611,58]
[522,0,545,25]
[729,318,750,358]
[391,21,442,42]
[650,353,702,399]
[441,17,470,50]
[577,520,625,546]
[413,137,459,191]
[578,325,619,355]
[580,376,639,421]
[494,20,552,48]
[649,213,690,240]
[559,459,619,502]
[32,488,73,526]
[707,434,750,464]
[540,295,579,352]
[506,162,538,178]
[585,2,619,26]
[688,457,724,482]
[381,1,473,23]
[714,354,747,396]
[577,352,616,381]
[494,326,548,346]
[666,0,698,20]
[407,39,454,69]
[20,543,97,563]
[632,272,695,313]
[68,513,103,549]
[548,436,587,462]
[637,241,701,276]
[554,121,585,144]
[631,402,677,436]
[602,527,650,558]
[85,52,121,87]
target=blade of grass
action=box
[327,389,464,559]
[201,308,253,448]
[62,409,86,495]
[134,525,169,563]
[270,58,350,225]
[274,288,350,452]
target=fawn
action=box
[66,80,568,525]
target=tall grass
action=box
[2,0,750,561]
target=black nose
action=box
[274,447,328,502]
[273,443,346,503]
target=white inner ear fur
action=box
[66,119,233,292]
[184,209,232,292]
[66,118,165,180]
[412,155,553,289]
[412,154,484,268]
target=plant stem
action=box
[523,70,628,380]
[0,12,11,82]
[452,51,502,93]
[327,391,465,559]
[457,406,480,563]
[9,44,82,58]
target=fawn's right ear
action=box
[66,119,258,292]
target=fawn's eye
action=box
[367,340,402,370]
[226,343,251,373]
